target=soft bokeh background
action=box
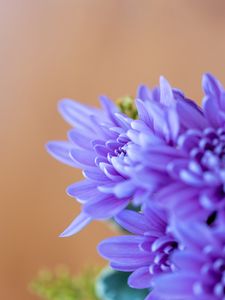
[1,0,225,299]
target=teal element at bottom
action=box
[96,268,149,300]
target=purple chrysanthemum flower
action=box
[153,222,225,300]
[46,77,188,235]
[46,97,135,236]
[126,74,225,222]
[98,204,178,298]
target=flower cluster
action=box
[47,73,225,299]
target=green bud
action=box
[116,96,138,119]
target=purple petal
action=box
[131,119,155,135]
[115,210,149,235]
[114,113,132,130]
[66,180,99,202]
[97,182,118,194]
[110,262,138,272]
[46,141,76,167]
[128,267,153,289]
[98,236,152,268]
[159,76,175,107]
[172,223,214,251]
[84,195,129,219]
[106,140,122,151]
[172,251,203,271]
[154,272,197,298]
[100,95,120,125]
[148,145,186,158]
[177,100,207,130]
[126,144,142,162]
[70,148,96,167]
[136,99,153,128]
[139,132,163,148]
[90,115,118,139]
[68,129,92,150]
[126,129,140,143]
[59,212,92,237]
[83,169,109,182]
[58,99,97,130]
[145,101,166,136]
[167,159,189,179]
[144,204,167,233]
[202,73,222,99]
[110,157,129,177]
[178,130,201,152]
[137,85,152,101]
[151,235,175,252]
[113,180,135,198]
[99,162,123,181]
[99,236,146,258]
[144,293,162,300]
[203,95,221,128]
[180,169,204,186]
[94,144,110,157]
[166,106,179,141]
[155,183,199,210]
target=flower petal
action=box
[59,212,92,237]
[68,129,92,150]
[70,148,96,167]
[154,272,197,298]
[159,76,175,107]
[128,267,153,289]
[177,100,207,130]
[66,179,99,202]
[202,73,222,99]
[115,210,149,235]
[46,141,76,167]
[58,98,97,130]
[84,195,129,219]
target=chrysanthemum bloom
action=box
[46,97,134,236]
[98,204,178,298]
[46,77,188,235]
[126,74,225,222]
[153,222,225,300]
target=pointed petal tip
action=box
[99,95,111,103]
[137,84,147,95]
[45,140,61,156]
[45,141,52,153]
[202,72,222,96]
[97,240,109,258]
[57,98,73,112]
[159,76,174,106]
[45,140,77,167]
[59,212,92,237]
[202,72,212,87]
[159,75,167,83]
[202,72,215,80]
[159,75,171,87]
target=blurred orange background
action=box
[1,0,225,299]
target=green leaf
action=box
[96,268,149,300]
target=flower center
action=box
[149,237,178,275]
[114,146,127,157]
[194,247,225,298]
[189,127,225,172]
[177,127,225,212]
